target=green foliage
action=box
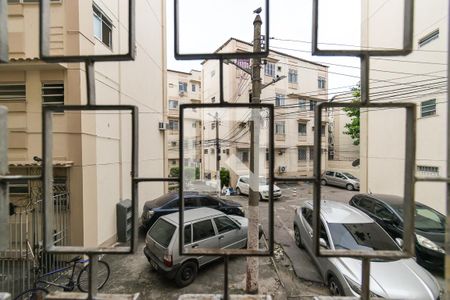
[342,85,361,146]
[169,166,179,178]
[195,167,200,180]
[220,168,230,188]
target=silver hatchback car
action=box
[144,208,248,287]
[321,171,360,191]
[293,200,441,299]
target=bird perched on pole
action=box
[253,7,262,14]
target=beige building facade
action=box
[2,0,166,247]
[360,0,447,213]
[201,38,329,185]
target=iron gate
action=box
[0,0,449,299]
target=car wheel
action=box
[346,184,354,191]
[328,275,344,296]
[321,179,327,186]
[294,225,304,249]
[236,187,241,195]
[175,261,198,288]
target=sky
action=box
[165,0,369,97]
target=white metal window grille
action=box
[421,99,436,117]
[0,83,26,101]
[93,5,113,49]
[309,100,316,111]
[419,29,439,47]
[417,165,439,176]
[298,123,307,136]
[264,62,275,77]
[298,147,307,160]
[178,81,187,92]
[168,119,179,130]
[275,94,285,107]
[168,99,178,109]
[275,121,285,134]
[318,76,326,89]
[42,82,64,104]
[288,69,298,83]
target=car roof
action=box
[304,200,373,224]
[162,207,225,224]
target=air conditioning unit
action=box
[278,166,287,173]
[158,122,167,131]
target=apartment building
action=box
[1,0,166,247]
[360,0,447,213]
[166,69,202,173]
[201,38,329,184]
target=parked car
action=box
[349,193,445,272]
[293,200,441,299]
[143,208,249,287]
[140,192,245,230]
[321,171,359,191]
[235,175,282,200]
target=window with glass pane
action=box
[421,99,436,117]
[298,123,307,136]
[168,119,179,130]
[168,99,178,109]
[309,101,316,111]
[192,84,196,92]
[275,122,285,135]
[318,77,326,89]
[264,63,275,77]
[298,99,307,111]
[93,5,113,48]
[298,147,307,161]
[179,82,187,92]
[288,69,298,83]
[42,82,64,104]
[0,84,26,101]
[275,94,285,107]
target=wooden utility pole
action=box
[246,11,262,294]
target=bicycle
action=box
[14,253,110,300]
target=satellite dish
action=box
[352,159,360,167]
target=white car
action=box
[235,176,282,200]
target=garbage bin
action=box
[116,199,132,243]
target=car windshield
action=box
[342,172,357,180]
[392,204,445,232]
[148,219,176,248]
[242,177,269,185]
[328,222,399,251]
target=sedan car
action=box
[141,192,245,230]
[235,175,282,200]
[321,171,360,191]
[349,193,445,272]
[293,200,441,299]
[144,208,249,287]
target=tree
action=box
[220,168,230,188]
[343,85,360,145]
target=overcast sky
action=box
[166,0,370,97]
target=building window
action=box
[168,119,179,131]
[298,99,307,111]
[171,141,177,147]
[419,29,439,47]
[192,121,197,128]
[417,165,439,176]
[169,83,174,88]
[318,77,326,89]
[309,101,316,111]
[211,148,215,154]
[179,82,187,93]
[264,62,275,77]
[298,123,307,136]
[239,150,249,162]
[298,147,307,161]
[275,94,285,107]
[288,69,298,83]
[168,99,178,109]
[265,149,269,161]
[93,5,112,48]
[204,149,208,154]
[275,122,285,135]
[321,125,326,136]
[42,82,64,105]
[309,147,314,161]
[421,99,436,117]
[0,83,26,101]
[192,84,196,92]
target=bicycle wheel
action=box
[77,260,110,293]
[14,287,49,300]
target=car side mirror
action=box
[381,217,394,224]
[319,238,328,249]
[395,238,404,248]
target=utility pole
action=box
[246,10,262,294]
[215,112,221,194]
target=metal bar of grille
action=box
[0,0,8,63]
[361,258,370,300]
[0,106,8,251]
[39,0,136,63]
[178,102,275,257]
[86,61,96,106]
[173,0,270,60]
[42,105,139,255]
[312,0,414,57]
[88,254,98,299]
